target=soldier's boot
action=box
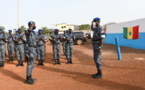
[11,57,14,61]
[1,61,4,67]
[70,58,73,64]
[67,58,69,64]
[7,59,11,62]
[30,75,37,82]
[54,60,57,65]
[58,59,61,65]
[20,61,24,66]
[41,60,44,66]
[26,75,34,85]
[16,61,20,67]
[0,61,1,67]
[93,70,102,79]
[37,61,41,66]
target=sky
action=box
[0,0,145,32]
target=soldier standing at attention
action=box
[14,28,26,67]
[91,17,105,79]
[25,21,37,84]
[49,32,55,60]
[7,30,15,62]
[14,30,18,57]
[36,29,47,66]
[51,29,62,65]
[0,28,7,67]
[62,31,67,56]
[66,29,74,64]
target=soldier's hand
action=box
[21,35,23,39]
[11,34,14,37]
[41,36,44,39]
[53,39,56,42]
[67,38,70,41]
[98,48,101,53]
[59,36,62,39]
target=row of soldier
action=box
[0,28,74,67]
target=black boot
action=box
[20,61,24,66]
[1,61,4,67]
[70,58,73,64]
[93,69,102,79]
[54,60,57,65]
[30,75,37,82]
[7,59,11,62]
[11,57,14,61]
[58,59,61,65]
[26,75,34,84]
[16,61,20,67]
[37,60,41,66]
[0,61,1,67]
[41,60,44,66]
[67,58,69,64]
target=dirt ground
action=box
[0,40,145,90]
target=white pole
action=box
[17,0,19,29]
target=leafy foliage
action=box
[79,24,90,30]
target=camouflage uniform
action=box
[0,34,6,66]
[51,34,61,63]
[36,34,47,61]
[14,34,26,62]
[66,33,74,63]
[63,34,67,55]
[26,31,37,76]
[92,26,105,71]
[7,34,14,60]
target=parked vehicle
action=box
[72,32,86,45]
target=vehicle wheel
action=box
[77,39,83,45]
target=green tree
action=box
[19,25,26,34]
[0,26,5,30]
[42,27,50,36]
[79,24,90,30]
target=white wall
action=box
[106,18,145,33]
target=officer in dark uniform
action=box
[91,17,105,79]
[36,29,47,66]
[14,28,26,67]
[62,31,67,56]
[25,21,37,84]
[66,29,75,64]
[0,28,7,67]
[51,29,62,65]
[7,30,15,62]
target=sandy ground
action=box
[0,40,145,90]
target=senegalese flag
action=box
[123,26,139,39]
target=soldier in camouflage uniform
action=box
[91,17,105,79]
[66,29,74,64]
[14,31,18,57]
[49,32,55,60]
[14,28,26,67]
[0,28,7,67]
[51,29,62,65]
[25,21,37,84]
[7,30,15,62]
[62,31,67,56]
[36,29,47,66]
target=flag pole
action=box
[17,0,19,29]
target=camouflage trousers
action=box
[27,47,36,76]
[54,43,61,60]
[7,43,14,58]
[66,43,73,60]
[93,41,102,70]
[63,41,67,55]
[0,44,6,62]
[15,44,24,61]
[37,45,45,61]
